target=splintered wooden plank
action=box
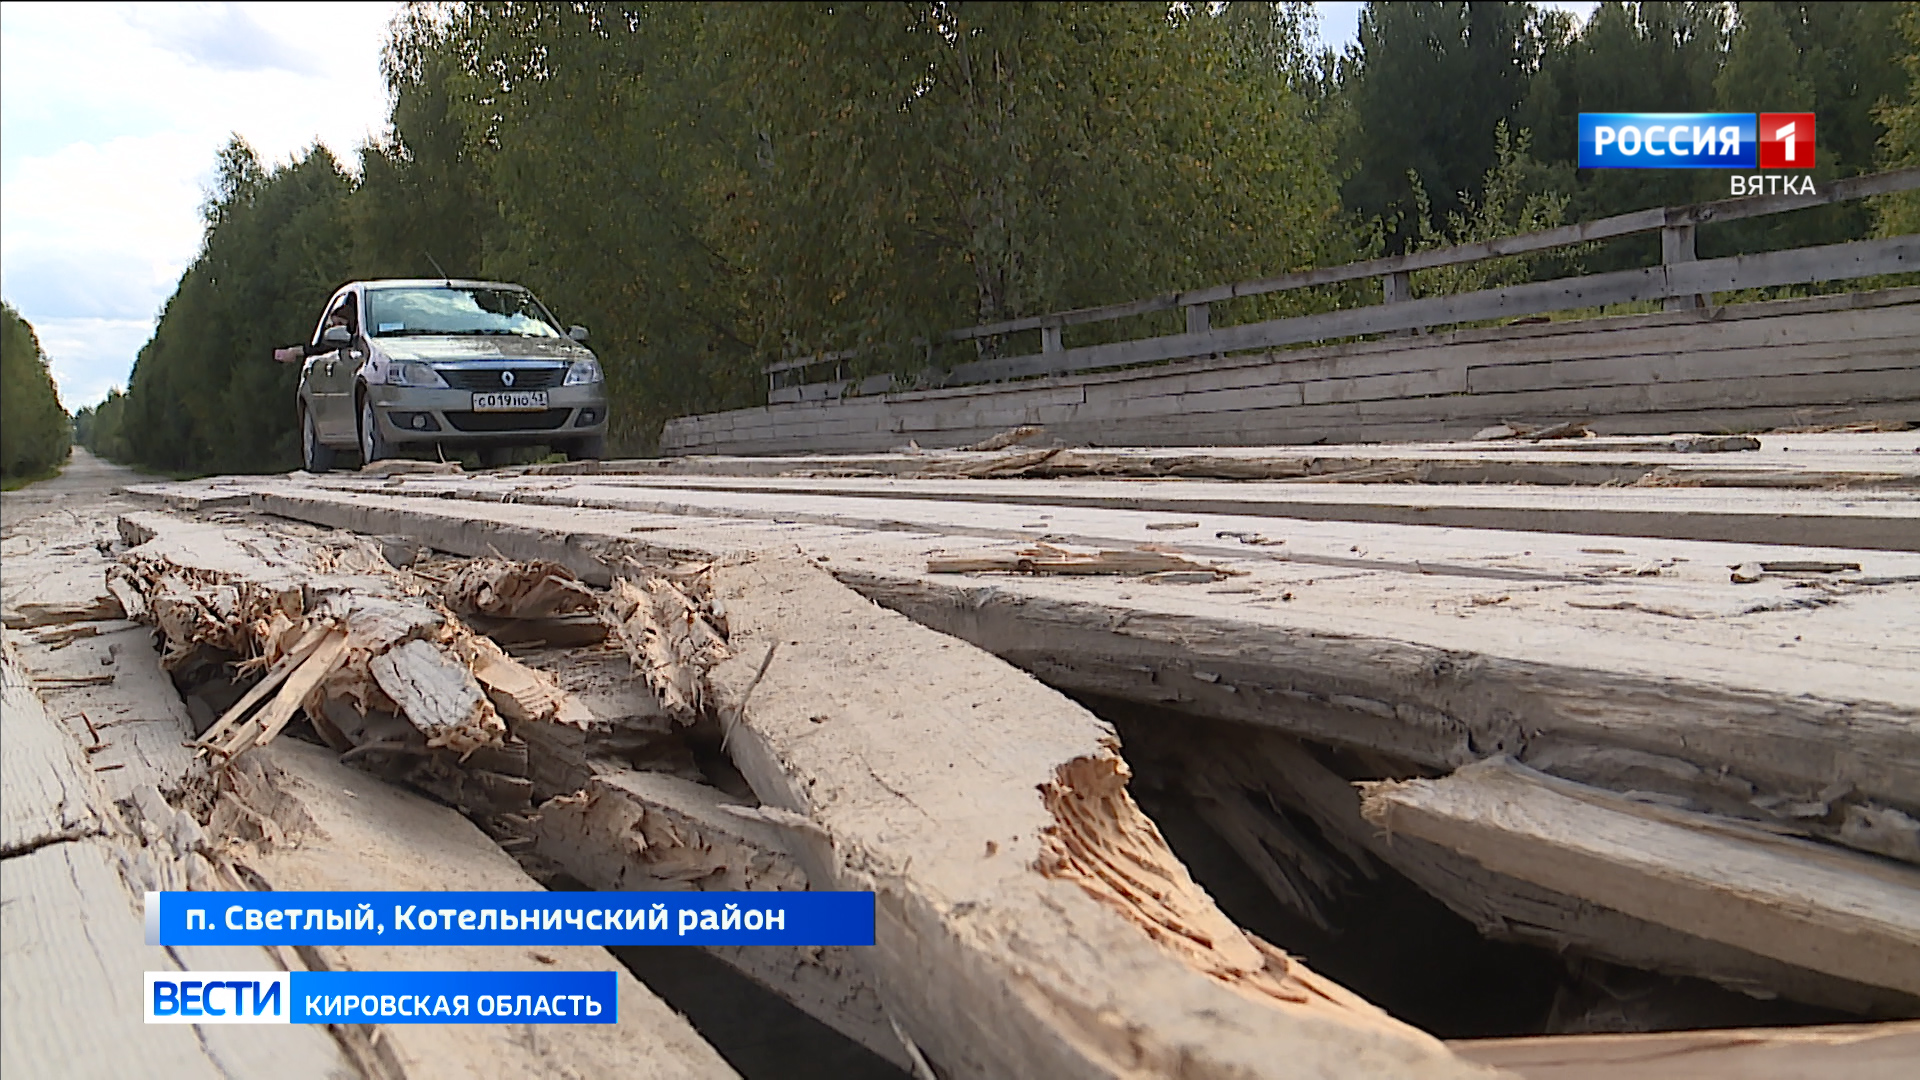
[702,552,1473,1079]
[241,488,1487,1077]
[1,539,125,627]
[369,638,504,752]
[1,650,107,855]
[117,510,310,598]
[531,770,905,1068]
[245,740,740,1080]
[443,557,598,619]
[1450,1021,1920,1080]
[534,770,807,894]
[1361,759,1920,998]
[241,485,1920,861]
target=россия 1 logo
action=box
[1578,113,1815,169]
[1579,113,1815,195]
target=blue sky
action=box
[1,2,1596,410]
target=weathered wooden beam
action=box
[0,556,356,1077]
[536,430,1920,489]
[240,485,1491,1079]
[1361,759,1920,999]
[1130,719,1920,1017]
[531,770,908,1069]
[483,471,1920,551]
[241,485,1920,861]
[677,288,1920,456]
[947,236,1917,384]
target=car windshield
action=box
[366,286,564,338]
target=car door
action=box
[308,290,363,441]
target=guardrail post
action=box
[1185,303,1210,335]
[1662,224,1702,312]
[1041,324,1063,355]
[1381,270,1415,337]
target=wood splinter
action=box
[928,542,1243,579]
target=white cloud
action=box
[0,1,399,407]
[135,2,319,76]
[32,317,156,409]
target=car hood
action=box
[375,336,593,364]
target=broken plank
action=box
[463,635,591,726]
[442,557,597,620]
[1177,725,1920,1016]
[194,624,332,749]
[531,771,907,1068]
[534,770,806,893]
[247,630,351,747]
[1360,758,1920,999]
[241,484,1492,1078]
[240,485,1920,859]
[369,638,506,753]
[701,552,1476,1079]
[240,740,740,1079]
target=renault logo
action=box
[500,370,516,387]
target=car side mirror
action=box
[273,346,304,364]
[568,325,589,343]
[322,325,353,346]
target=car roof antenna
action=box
[424,252,452,286]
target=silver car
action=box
[281,279,609,471]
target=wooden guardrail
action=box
[767,167,1920,404]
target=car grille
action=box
[439,366,565,391]
[445,408,574,432]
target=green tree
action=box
[1340,2,1547,249]
[728,2,1344,367]
[74,388,132,464]
[1521,0,1729,229]
[1874,3,1920,236]
[1708,2,1906,256]
[440,2,757,450]
[1,300,72,479]
[353,5,494,279]
[119,139,357,474]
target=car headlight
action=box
[564,358,603,385]
[385,361,448,388]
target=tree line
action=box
[80,1,1920,475]
[2,302,72,484]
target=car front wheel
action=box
[301,406,337,473]
[359,395,395,464]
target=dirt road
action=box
[0,448,144,540]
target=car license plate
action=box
[471,391,548,412]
